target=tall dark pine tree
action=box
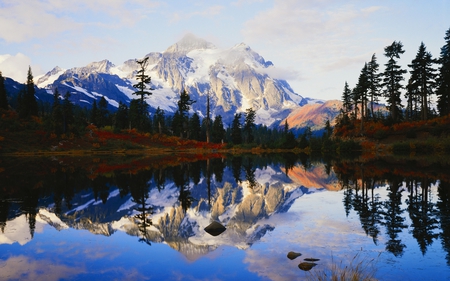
[153,106,165,134]
[341,81,353,114]
[367,54,382,119]
[132,57,153,130]
[115,101,129,130]
[354,63,369,131]
[51,88,63,135]
[0,71,8,110]
[211,115,225,143]
[437,27,450,116]
[382,41,407,122]
[19,66,39,118]
[231,113,242,145]
[97,96,109,127]
[175,89,195,138]
[243,108,256,144]
[407,42,437,120]
[62,92,74,133]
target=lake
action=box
[1,154,449,280]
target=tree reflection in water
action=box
[334,159,447,259]
[1,154,450,266]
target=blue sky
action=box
[0,0,449,100]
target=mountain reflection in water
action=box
[1,154,450,280]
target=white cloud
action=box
[242,0,384,73]
[0,53,43,82]
[0,0,161,43]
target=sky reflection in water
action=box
[1,155,450,281]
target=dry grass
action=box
[308,252,380,281]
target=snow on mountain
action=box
[38,33,311,126]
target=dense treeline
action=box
[336,27,450,135]
[1,57,338,151]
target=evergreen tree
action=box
[97,96,109,127]
[0,71,8,110]
[62,92,74,133]
[354,63,370,130]
[132,57,153,130]
[51,88,63,134]
[407,42,437,120]
[437,27,450,116]
[19,66,38,118]
[243,108,256,144]
[367,54,382,118]
[211,115,225,143]
[153,107,165,134]
[115,101,129,130]
[382,41,407,122]
[230,113,242,145]
[341,81,352,114]
[188,113,201,140]
[90,100,98,126]
[175,89,195,138]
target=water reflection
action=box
[0,154,450,280]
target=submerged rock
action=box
[298,262,317,271]
[204,221,226,236]
[287,251,302,260]
[304,258,320,262]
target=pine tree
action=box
[62,92,73,133]
[188,113,201,140]
[153,107,165,134]
[243,108,256,144]
[132,57,153,129]
[231,113,242,145]
[51,88,63,134]
[341,81,352,114]
[90,100,98,126]
[19,66,39,118]
[407,42,437,120]
[175,89,195,138]
[382,41,407,122]
[0,71,8,110]
[367,54,382,119]
[211,115,225,143]
[437,27,450,116]
[97,96,109,127]
[115,101,129,130]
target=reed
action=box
[308,252,380,281]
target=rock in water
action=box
[287,251,302,260]
[298,262,317,271]
[204,221,226,236]
[304,258,320,262]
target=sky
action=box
[0,0,449,101]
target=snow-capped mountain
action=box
[36,33,309,126]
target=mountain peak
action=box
[165,33,216,54]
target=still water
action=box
[1,154,449,280]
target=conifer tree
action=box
[97,96,109,127]
[0,71,8,110]
[115,101,129,130]
[132,57,153,129]
[153,107,165,134]
[211,115,225,143]
[90,100,98,126]
[51,88,63,134]
[243,108,256,144]
[188,113,201,140]
[231,113,242,145]
[19,66,38,118]
[341,81,352,114]
[437,27,450,116]
[367,54,382,119]
[62,92,73,133]
[407,42,437,120]
[382,41,407,122]
[175,89,195,138]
